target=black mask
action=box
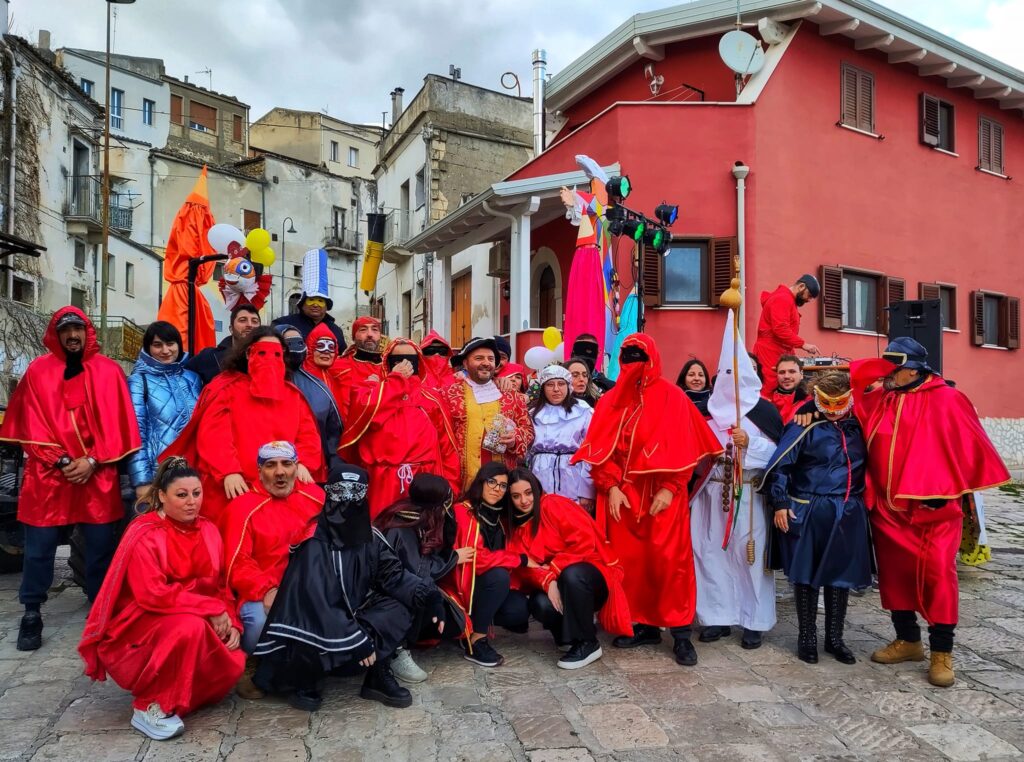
[355,347,381,363]
[63,348,85,380]
[571,340,599,370]
[685,388,712,417]
[322,465,372,547]
[421,344,449,358]
[283,336,307,371]
[620,346,649,365]
[387,354,420,375]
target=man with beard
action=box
[271,248,348,351]
[342,339,460,517]
[253,465,445,711]
[1,307,140,651]
[334,316,384,421]
[752,275,820,395]
[441,337,533,488]
[223,442,325,697]
[419,330,457,391]
[570,333,615,392]
[187,304,260,387]
[846,338,1009,687]
[277,324,344,475]
[572,334,723,667]
[769,354,808,422]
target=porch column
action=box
[485,197,540,361]
[435,252,452,340]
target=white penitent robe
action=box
[691,418,777,632]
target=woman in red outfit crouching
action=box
[505,469,633,670]
[79,458,245,741]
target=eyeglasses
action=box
[484,477,509,492]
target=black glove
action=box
[423,589,446,634]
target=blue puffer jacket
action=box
[126,351,202,487]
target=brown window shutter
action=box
[992,121,1004,174]
[858,70,875,133]
[920,94,940,146]
[189,102,218,131]
[170,94,183,125]
[233,114,243,142]
[979,117,996,172]
[919,282,941,301]
[243,209,261,232]
[820,265,843,330]
[970,291,986,346]
[880,276,906,334]
[641,245,662,307]
[841,64,858,127]
[709,237,737,308]
[1004,296,1020,350]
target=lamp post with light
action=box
[280,216,297,316]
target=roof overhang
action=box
[402,163,620,259]
[546,0,1024,116]
[0,231,45,260]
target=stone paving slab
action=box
[0,488,1022,760]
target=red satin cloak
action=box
[851,359,1009,624]
[160,371,323,527]
[78,512,244,715]
[341,339,461,518]
[223,482,324,610]
[419,330,457,392]
[506,494,632,637]
[571,333,723,628]
[332,347,384,424]
[0,307,140,526]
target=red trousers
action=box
[870,500,961,625]
[99,612,244,715]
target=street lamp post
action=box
[279,216,297,316]
[100,0,135,340]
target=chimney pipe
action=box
[390,87,405,125]
[532,49,547,155]
[37,29,50,51]
[183,74,189,84]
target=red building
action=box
[404,0,1024,468]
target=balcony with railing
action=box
[323,224,360,254]
[64,176,133,234]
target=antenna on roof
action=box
[196,68,212,90]
[449,64,462,82]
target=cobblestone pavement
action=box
[1,489,1023,761]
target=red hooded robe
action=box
[851,358,1010,624]
[571,333,723,628]
[332,317,384,425]
[0,307,140,526]
[78,512,244,715]
[341,339,461,518]
[752,285,806,396]
[419,330,457,392]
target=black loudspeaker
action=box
[888,299,943,375]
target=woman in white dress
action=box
[527,365,595,514]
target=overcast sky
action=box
[7,0,1023,124]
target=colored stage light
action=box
[655,203,678,226]
[623,218,645,242]
[605,176,631,201]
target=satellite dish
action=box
[719,30,766,76]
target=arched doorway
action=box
[530,246,563,328]
[538,266,556,328]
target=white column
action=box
[436,252,452,339]
[485,198,539,361]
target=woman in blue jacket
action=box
[127,321,202,500]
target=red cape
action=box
[0,307,140,525]
[853,359,1010,508]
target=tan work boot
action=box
[928,651,955,687]
[236,658,265,700]
[871,639,926,664]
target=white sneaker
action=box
[131,703,185,741]
[391,647,428,683]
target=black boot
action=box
[823,586,855,664]
[360,659,412,708]
[794,584,819,664]
[612,624,662,649]
[16,611,43,652]
[698,625,732,643]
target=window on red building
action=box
[971,291,1019,349]
[920,282,957,330]
[819,266,904,334]
[840,63,875,134]
[978,116,1005,175]
[920,94,955,152]
[642,237,735,308]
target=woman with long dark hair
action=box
[527,364,595,511]
[505,469,632,669]
[373,474,471,683]
[79,457,244,741]
[440,461,532,668]
[161,327,323,527]
[565,358,602,408]
[127,321,202,502]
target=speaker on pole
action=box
[888,299,943,375]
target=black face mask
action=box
[355,347,381,363]
[620,346,650,365]
[421,344,449,358]
[322,466,372,547]
[387,354,420,375]
[571,340,599,369]
[283,336,307,371]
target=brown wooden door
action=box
[451,272,472,349]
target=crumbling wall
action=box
[0,296,46,402]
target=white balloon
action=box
[524,345,556,371]
[207,223,245,254]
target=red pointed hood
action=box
[44,306,101,361]
[419,330,451,353]
[382,337,428,380]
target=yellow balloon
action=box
[251,247,275,267]
[542,326,561,350]
[245,228,271,253]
